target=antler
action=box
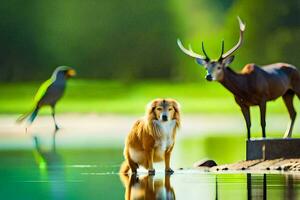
[201,42,210,61]
[177,39,207,60]
[218,40,224,61]
[220,16,246,60]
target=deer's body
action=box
[222,63,300,105]
[220,62,300,139]
[178,17,300,139]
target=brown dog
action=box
[120,98,181,175]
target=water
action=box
[0,116,299,200]
[1,147,299,200]
[0,134,300,200]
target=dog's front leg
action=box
[165,146,174,174]
[147,150,155,175]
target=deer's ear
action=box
[196,58,207,66]
[222,55,235,66]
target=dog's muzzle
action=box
[162,115,168,122]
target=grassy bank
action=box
[0,79,293,115]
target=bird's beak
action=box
[67,69,76,77]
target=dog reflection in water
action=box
[120,174,175,200]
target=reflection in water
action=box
[120,174,175,200]
[246,173,266,200]
[119,171,300,199]
[285,174,297,200]
[33,130,65,200]
[215,176,218,200]
[246,173,299,200]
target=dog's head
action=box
[146,98,180,127]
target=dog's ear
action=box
[146,100,157,115]
[171,99,181,113]
[169,99,181,128]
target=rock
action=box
[193,159,217,168]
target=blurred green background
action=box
[0,2,299,199]
[0,0,299,114]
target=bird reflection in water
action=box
[120,173,175,200]
[32,130,65,200]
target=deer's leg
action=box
[241,105,251,140]
[259,102,267,138]
[283,92,296,138]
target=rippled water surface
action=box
[1,142,300,200]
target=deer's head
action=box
[177,17,246,82]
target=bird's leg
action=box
[51,106,60,130]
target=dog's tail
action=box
[119,161,130,174]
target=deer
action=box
[177,17,300,140]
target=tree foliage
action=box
[0,0,299,81]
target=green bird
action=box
[17,66,76,130]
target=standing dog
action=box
[120,98,181,175]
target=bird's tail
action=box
[17,107,39,124]
[119,161,130,174]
